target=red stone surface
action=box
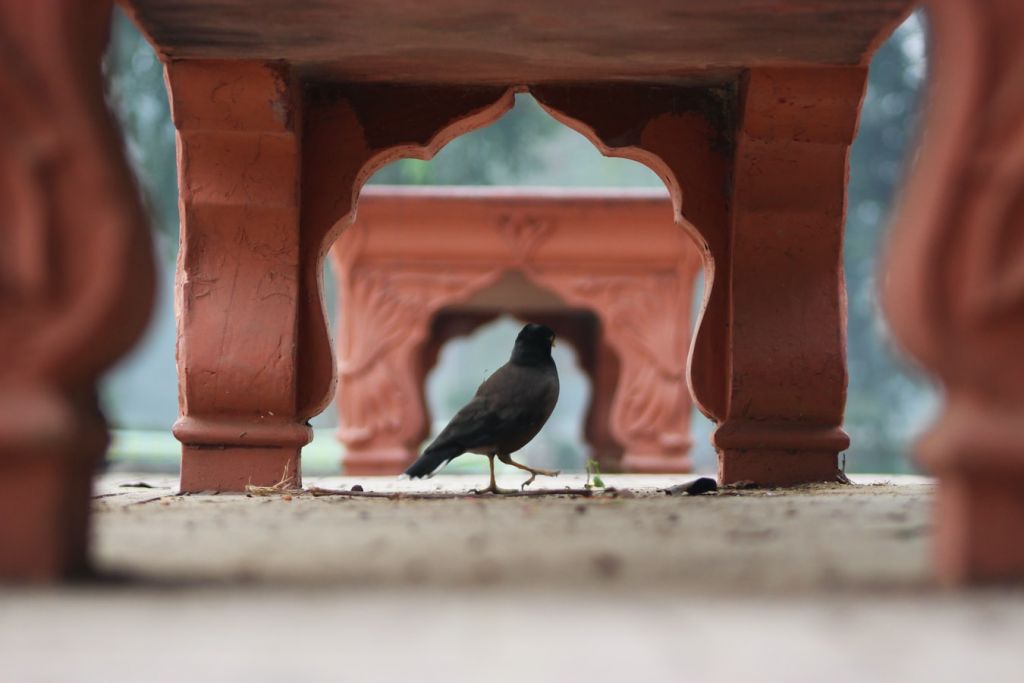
[167,60,310,493]
[0,1,155,579]
[122,1,911,84]
[330,187,701,474]
[883,0,1024,584]
[166,70,515,491]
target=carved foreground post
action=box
[0,0,154,579]
[884,0,1024,584]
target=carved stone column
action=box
[167,61,309,492]
[714,68,865,485]
[0,0,155,579]
[884,0,1024,584]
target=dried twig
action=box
[245,461,300,496]
[306,486,601,500]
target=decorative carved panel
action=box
[331,187,701,473]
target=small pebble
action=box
[350,484,364,492]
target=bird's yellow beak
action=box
[551,337,557,348]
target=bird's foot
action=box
[473,483,516,495]
[520,468,561,490]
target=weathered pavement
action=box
[2,473,1022,682]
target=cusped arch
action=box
[298,85,517,420]
[529,84,734,423]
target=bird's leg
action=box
[497,453,561,490]
[474,454,513,495]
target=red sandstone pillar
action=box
[0,0,154,579]
[533,79,864,485]
[884,0,1024,584]
[714,68,865,485]
[166,61,309,492]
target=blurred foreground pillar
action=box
[0,0,154,579]
[884,0,1024,584]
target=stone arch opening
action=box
[326,93,711,476]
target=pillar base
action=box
[934,473,1024,586]
[180,446,302,493]
[718,450,843,487]
[621,452,693,474]
[342,447,415,476]
[0,458,92,581]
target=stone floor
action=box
[2,473,1023,681]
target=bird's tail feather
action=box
[404,443,463,478]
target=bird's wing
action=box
[428,363,551,452]
[427,393,504,453]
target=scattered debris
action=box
[662,477,718,496]
[307,485,600,500]
[119,482,156,489]
[128,496,170,506]
[724,479,759,490]
[244,462,300,497]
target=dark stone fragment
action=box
[663,477,719,496]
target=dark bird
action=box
[404,323,560,493]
